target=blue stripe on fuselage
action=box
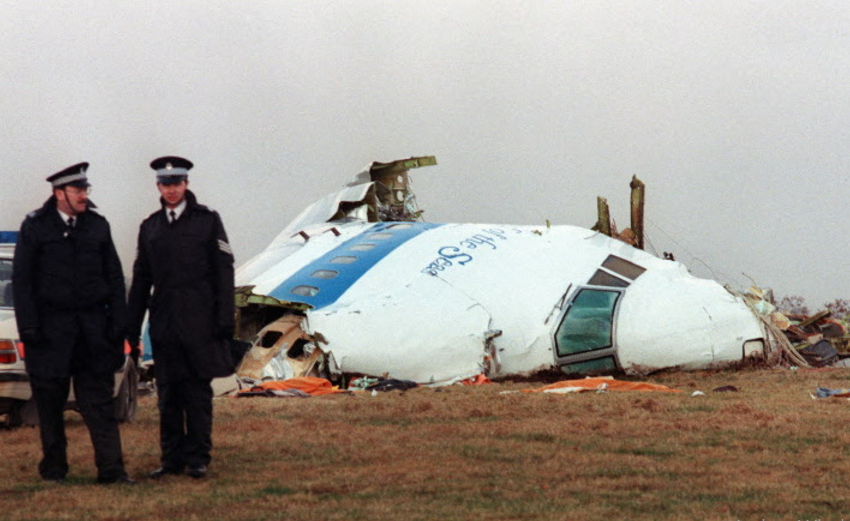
[268,221,443,310]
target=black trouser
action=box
[156,377,213,470]
[29,371,126,481]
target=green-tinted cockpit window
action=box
[555,289,620,357]
[560,356,617,376]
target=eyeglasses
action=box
[64,186,91,196]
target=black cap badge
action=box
[151,156,193,185]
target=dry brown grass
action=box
[3,367,850,520]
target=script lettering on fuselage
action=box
[421,228,517,276]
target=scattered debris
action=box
[364,379,419,392]
[711,385,739,393]
[743,287,850,369]
[812,387,850,398]
[812,387,850,399]
[797,340,839,367]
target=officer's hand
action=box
[20,328,42,347]
[125,336,141,367]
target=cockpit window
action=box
[601,255,646,281]
[560,356,617,376]
[555,289,620,357]
[587,269,629,288]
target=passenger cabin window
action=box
[349,244,376,251]
[555,289,620,357]
[310,269,339,279]
[291,285,320,297]
[369,232,393,240]
[329,256,358,264]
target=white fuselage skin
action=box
[237,220,766,385]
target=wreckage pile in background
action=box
[743,287,849,369]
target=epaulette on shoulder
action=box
[26,205,50,221]
[194,203,213,213]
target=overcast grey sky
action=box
[1,1,848,307]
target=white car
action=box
[0,232,138,428]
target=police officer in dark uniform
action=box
[127,156,234,479]
[12,163,134,485]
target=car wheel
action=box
[3,401,24,428]
[20,398,39,427]
[114,358,139,423]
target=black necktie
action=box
[64,217,74,238]
[169,210,176,224]
[67,217,75,228]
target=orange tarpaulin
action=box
[238,376,346,396]
[460,374,491,386]
[522,377,682,393]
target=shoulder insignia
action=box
[218,239,233,255]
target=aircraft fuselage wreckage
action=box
[233,157,777,387]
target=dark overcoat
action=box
[127,190,234,383]
[12,197,127,378]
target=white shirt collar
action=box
[166,200,187,221]
[57,208,75,225]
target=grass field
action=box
[3,367,850,521]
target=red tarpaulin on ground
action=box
[522,377,682,393]
[238,376,347,396]
[460,374,491,385]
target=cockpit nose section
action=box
[552,256,766,376]
[615,276,766,372]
